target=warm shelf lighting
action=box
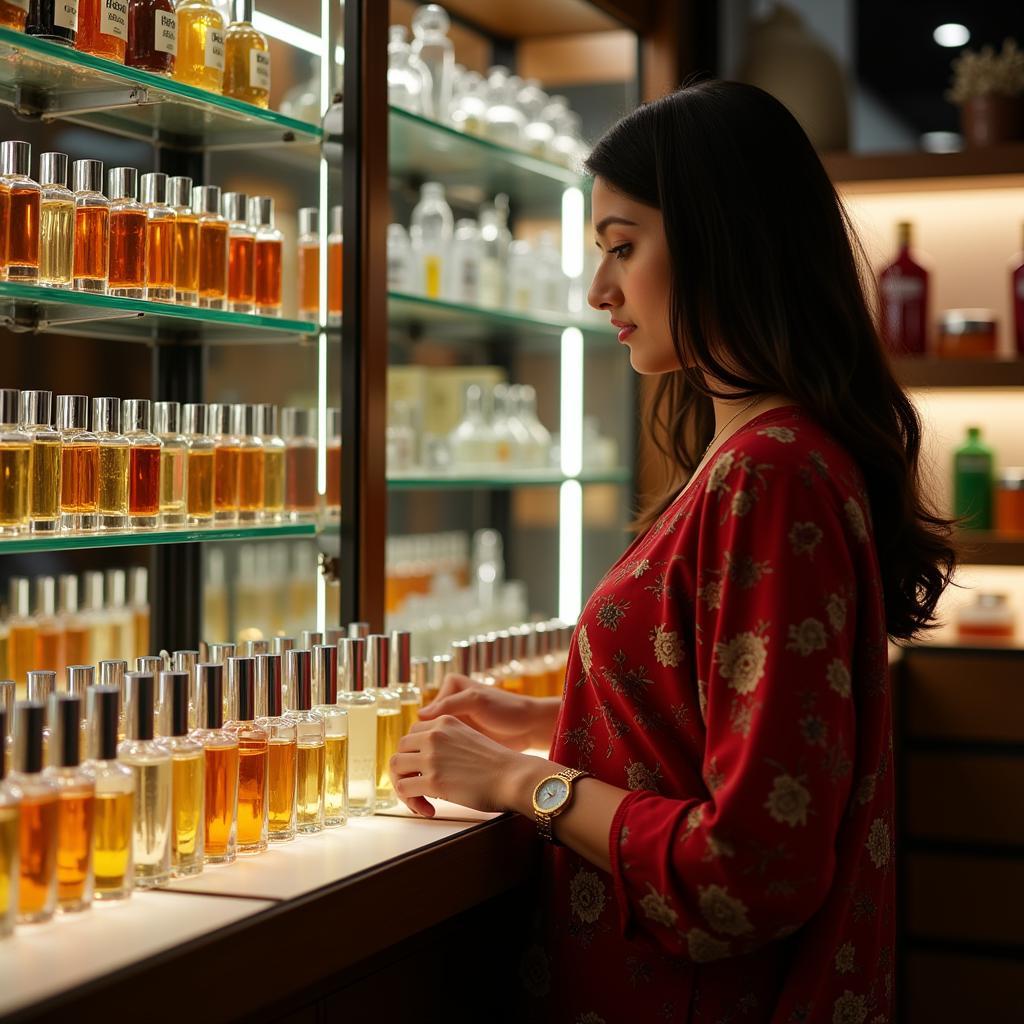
[933,23,970,48]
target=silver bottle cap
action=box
[153,401,180,435]
[199,663,225,729]
[348,622,369,639]
[161,671,190,737]
[325,627,345,646]
[168,176,193,208]
[107,166,138,201]
[59,574,79,614]
[56,394,89,431]
[228,657,256,720]
[245,639,269,657]
[137,656,163,676]
[88,686,120,761]
[450,640,471,675]
[140,171,167,205]
[92,396,121,434]
[221,191,248,224]
[98,659,127,693]
[287,649,312,710]
[312,644,338,704]
[14,702,45,774]
[27,671,56,705]
[281,407,313,439]
[0,682,14,742]
[173,650,199,675]
[391,631,411,686]
[1,141,31,177]
[0,389,18,426]
[330,204,342,235]
[73,159,104,194]
[35,576,57,618]
[300,629,323,649]
[19,390,52,428]
[298,207,318,235]
[9,577,30,618]
[272,636,295,656]
[231,403,258,437]
[106,569,126,608]
[130,567,147,607]
[208,403,235,436]
[366,634,390,689]
[49,694,82,768]
[66,665,94,698]
[256,654,283,716]
[247,195,273,228]
[122,398,151,432]
[340,637,366,692]
[411,658,429,688]
[192,185,222,215]
[39,152,69,187]
[207,642,236,665]
[182,403,209,436]
[254,404,278,436]
[125,673,156,741]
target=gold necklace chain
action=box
[699,395,764,465]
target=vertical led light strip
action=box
[558,324,584,622]
[561,186,585,316]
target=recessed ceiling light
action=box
[933,23,970,48]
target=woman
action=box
[390,81,954,1022]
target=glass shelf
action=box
[0,522,317,555]
[388,468,631,491]
[388,291,612,346]
[0,282,318,344]
[390,107,584,215]
[0,27,322,149]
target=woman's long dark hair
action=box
[585,80,955,641]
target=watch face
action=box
[536,777,569,812]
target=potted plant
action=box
[947,38,1024,147]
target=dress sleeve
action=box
[608,439,865,962]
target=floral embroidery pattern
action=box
[844,498,869,542]
[835,942,856,974]
[706,451,735,494]
[569,867,607,924]
[757,426,796,443]
[639,883,678,927]
[786,617,828,656]
[826,592,848,634]
[731,490,755,518]
[687,927,731,963]
[789,520,824,557]
[765,773,812,827]
[698,884,753,935]
[714,625,769,694]
[651,624,682,667]
[578,623,593,677]
[725,551,773,589]
[596,595,630,632]
[866,819,891,869]
[832,991,868,1024]
[827,659,852,698]
[625,759,663,792]
[697,578,723,610]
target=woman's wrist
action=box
[527,697,562,751]
[497,753,561,815]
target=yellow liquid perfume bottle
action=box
[209,402,240,525]
[0,388,30,537]
[158,671,204,877]
[59,576,92,671]
[34,577,64,681]
[366,635,401,811]
[0,706,19,938]
[39,152,74,288]
[284,649,324,834]
[255,653,296,843]
[129,568,149,664]
[7,578,37,697]
[105,569,135,665]
[392,631,422,735]
[169,176,199,305]
[92,396,129,531]
[312,644,348,828]
[20,390,61,536]
[232,404,263,523]
[223,0,269,107]
[182,403,215,525]
[337,637,377,817]
[57,394,100,534]
[174,0,225,92]
[154,401,188,527]
[255,403,285,522]
[223,657,268,855]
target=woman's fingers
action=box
[418,687,479,722]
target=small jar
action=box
[936,309,998,359]
[956,593,1016,643]
[995,468,1024,536]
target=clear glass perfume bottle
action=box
[387,24,429,114]
[193,185,228,310]
[392,631,422,736]
[367,635,401,811]
[123,399,161,529]
[513,384,552,468]
[118,672,171,888]
[281,407,317,521]
[254,653,296,843]
[0,389,30,537]
[57,394,99,533]
[92,396,129,531]
[65,666,93,755]
[449,384,500,471]
[1,141,40,283]
[20,390,61,536]
[223,657,268,855]
[232,404,264,523]
[83,686,134,901]
[283,649,324,834]
[158,671,204,877]
[337,638,376,817]
[141,172,176,302]
[222,191,254,314]
[447,218,481,305]
[297,207,319,322]
[60,577,91,672]
[0,707,19,938]
[169,176,198,306]
[249,196,282,316]
[223,0,269,107]
[386,222,412,293]
[44,694,95,913]
[312,644,347,828]
[7,578,37,696]
[106,167,146,298]
[483,65,526,148]
[209,402,240,525]
[410,2,454,121]
[154,401,188,527]
[255,404,285,522]
[39,152,75,288]
[410,182,452,299]
[72,159,110,294]
[104,569,134,665]
[183,403,214,525]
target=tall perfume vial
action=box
[255,403,284,521]
[65,666,93,756]
[123,399,161,529]
[223,0,269,106]
[59,576,91,669]
[271,635,294,705]
[281,407,317,520]
[284,649,324,834]
[367,634,401,810]
[72,160,109,293]
[222,191,254,313]
[92,396,129,531]
[297,206,318,322]
[107,167,146,298]
[194,185,228,309]
[76,0,126,60]
[26,675,56,765]
[255,654,296,843]
[118,673,171,887]
[1,142,41,283]
[38,153,74,288]
[97,658,128,735]
[9,703,58,923]
[326,406,341,520]
[249,196,281,315]
[154,401,187,526]
[392,631,422,735]
[20,391,61,535]
[232,404,263,523]
[0,708,19,938]
[173,0,224,92]
[0,389,30,536]
[172,649,200,729]
[129,567,149,661]
[56,395,99,533]
[169,176,198,305]
[105,569,134,665]
[158,671,204,877]
[210,402,240,525]
[44,694,95,913]
[182,403,214,524]
[191,662,238,864]
[328,204,342,325]
[34,578,64,680]
[0,0,27,29]
[141,172,175,301]
[126,0,177,73]
[83,686,134,900]
[312,644,347,828]
[337,637,376,817]
[223,657,267,854]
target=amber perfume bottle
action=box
[173,0,224,92]
[392,631,422,736]
[123,399,161,528]
[194,184,227,308]
[59,576,91,670]
[254,654,296,843]
[20,391,61,535]
[0,707,19,939]
[326,406,341,520]
[367,635,401,810]
[284,649,324,833]
[183,402,214,524]
[209,402,240,524]
[141,172,175,301]
[328,204,342,325]
[250,196,281,315]
[222,191,254,313]
[232,404,263,522]
[130,569,149,664]
[312,644,347,829]
[337,637,376,817]
[223,0,268,106]
[76,0,126,60]
[0,389,30,537]
[92,396,129,531]
[26,0,78,45]
[191,663,238,864]
[297,206,318,322]
[72,159,109,293]
[39,152,74,288]
[158,671,204,877]
[223,657,268,854]
[0,0,27,30]
[126,0,177,73]
[107,167,146,298]
[255,403,284,521]
[1,142,40,283]
[57,394,99,532]
[281,407,317,520]
[34,578,64,680]
[169,176,198,305]
[154,401,187,526]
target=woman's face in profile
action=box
[587,177,679,375]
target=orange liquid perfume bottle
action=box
[232,403,263,523]
[73,159,110,293]
[281,407,317,520]
[223,191,254,313]
[250,195,282,316]
[194,184,228,309]
[223,657,268,855]
[209,402,240,525]
[107,167,146,298]
[0,0,27,30]
[59,575,92,669]
[123,399,162,529]
[76,0,129,62]
[328,204,342,324]
[183,402,214,524]
[255,403,285,521]
[20,390,62,536]
[57,394,99,533]
[1,141,41,283]
[254,654,296,843]
[297,206,318,321]
[141,172,176,302]
[34,577,64,679]
[223,0,269,107]
[39,152,75,288]
[0,388,30,537]
[7,578,37,697]
[169,176,199,305]
[92,395,129,531]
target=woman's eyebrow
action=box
[595,216,638,235]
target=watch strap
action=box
[534,767,590,843]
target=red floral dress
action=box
[523,406,895,1024]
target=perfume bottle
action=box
[0,0,27,29]
[223,191,254,313]
[337,638,375,816]
[250,196,282,315]
[387,222,412,293]
[173,0,224,92]
[26,0,78,46]
[410,3,454,121]
[9,703,59,923]
[107,167,146,298]
[183,403,214,524]
[43,694,95,913]
[76,0,126,59]
[0,389,30,536]
[123,399,161,528]
[387,24,430,115]
[33,578,64,679]
[428,653,451,706]
[169,176,198,305]
[126,0,177,73]
[194,185,227,309]
[118,673,171,888]
[172,650,200,729]
[326,406,341,519]
[254,654,296,843]
[72,159,109,293]
[154,401,187,527]
[59,576,91,670]
[232,404,263,522]
[954,426,994,531]
[391,631,422,735]
[297,206,319,321]
[158,671,204,877]
[20,391,61,535]
[255,403,285,522]
[97,658,128,735]
[209,402,240,524]
[447,218,481,305]
[0,708,19,939]
[879,221,929,356]
[284,649,324,834]
[312,644,347,829]
[512,384,551,467]
[223,0,269,107]
[38,153,75,288]
[471,634,497,686]
[64,666,93,751]
[449,384,500,470]
[281,407,317,520]
[502,629,527,694]
[327,204,342,324]
[83,686,134,901]
[1,142,40,283]
[223,657,267,854]
[105,569,134,665]
[478,199,510,308]
[141,172,175,301]
[507,240,534,312]
[91,396,129,531]
[410,182,451,299]
[57,394,99,532]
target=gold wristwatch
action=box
[531,768,590,843]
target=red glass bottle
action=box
[126,0,177,74]
[879,221,928,356]
[1012,222,1024,357]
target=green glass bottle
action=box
[953,426,994,530]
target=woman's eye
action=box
[609,243,632,260]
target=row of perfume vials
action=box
[0,389,342,536]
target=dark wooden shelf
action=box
[823,143,1024,189]
[955,530,1024,566]
[894,358,1024,389]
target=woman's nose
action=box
[587,262,622,311]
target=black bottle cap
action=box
[0,709,6,780]
[15,702,46,774]
[49,694,82,768]
[88,686,120,761]
[257,654,283,717]
[160,671,190,737]
[199,663,224,729]
[288,649,312,711]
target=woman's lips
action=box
[617,324,636,343]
